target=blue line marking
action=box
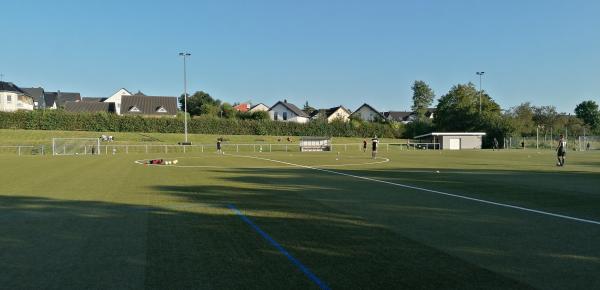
[227,204,331,290]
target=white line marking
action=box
[134,156,389,169]
[229,154,600,226]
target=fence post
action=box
[237,145,239,153]
[18,146,21,156]
[202,145,204,153]
[387,144,389,152]
[41,145,44,155]
[183,145,186,154]
[126,145,129,154]
[165,145,168,154]
[270,144,272,152]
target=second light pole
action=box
[179,52,191,143]
[476,71,485,113]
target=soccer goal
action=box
[300,136,332,152]
[52,138,101,155]
[579,136,600,151]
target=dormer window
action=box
[129,106,141,113]
[156,106,167,113]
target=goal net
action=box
[300,136,331,152]
[52,138,101,155]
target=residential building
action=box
[350,103,385,122]
[120,94,178,117]
[233,103,251,112]
[0,81,34,112]
[310,106,351,123]
[21,87,46,109]
[268,100,309,123]
[249,103,269,113]
[64,101,115,113]
[43,91,81,109]
[103,88,132,115]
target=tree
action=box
[411,80,435,120]
[434,83,509,147]
[574,100,600,129]
[303,101,317,115]
[506,102,535,136]
[179,91,221,116]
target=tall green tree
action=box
[506,102,535,136]
[179,91,221,116]
[435,83,509,147]
[574,100,600,130]
[411,80,435,120]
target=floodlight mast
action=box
[179,52,191,143]
[476,72,485,113]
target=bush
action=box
[0,110,403,138]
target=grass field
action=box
[1,146,599,289]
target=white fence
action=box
[0,142,441,156]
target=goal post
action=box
[300,136,332,152]
[52,138,101,156]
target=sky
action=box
[2,0,599,113]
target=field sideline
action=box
[1,147,599,289]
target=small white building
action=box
[104,88,132,115]
[268,100,310,123]
[249,103,269,113]
[0,82,34,112]
[351,103,385,122]
[414,132,487,150]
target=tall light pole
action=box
[179,52,191,143]
[476,71,485,113]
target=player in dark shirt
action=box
[556,135,566,166]
[363,139,367,152]
[217,139,222,155]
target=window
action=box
[283,112,288,120]
[7,95,12,104]
[129,106,141,112]
[274,112,279,120]
[156,106,167,113]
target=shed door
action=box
[449,138,461,150]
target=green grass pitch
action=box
[1,147,599,289]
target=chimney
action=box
[284,99,287,103]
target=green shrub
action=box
[0,110,403,138]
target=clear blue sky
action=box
[2,0,599,113]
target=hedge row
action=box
[0,110,404,138]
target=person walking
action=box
[556,135,567,166]
[362,139,367,152]
[371,136,379,159]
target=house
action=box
[21,87,46,109]
[310,106,351,123]
[384,111,413,123]
[249,103,269,112]
[43,91,81,109]
[385,108,436,124]
[414,132,486,150]
[233,103,251,112]
[103,88,132,115]
[0,81,34,112]
[268,100,310,123]
[351,103,385,122]
[64,101,115,113]
[120,94,178,117]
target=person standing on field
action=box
[363,139,367,152]
[556,134,567,166]
[217,138,222,155]
[493,138,499,151]
[371,136,379,159]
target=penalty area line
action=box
[229,154,600,226]
[227,204,331,290]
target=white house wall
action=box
[0,92,34,112]
[327,108,350,123]
[354,106,379,121]
[269,103,309,123]
[249,104,269,112]
[104,89,131,115]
